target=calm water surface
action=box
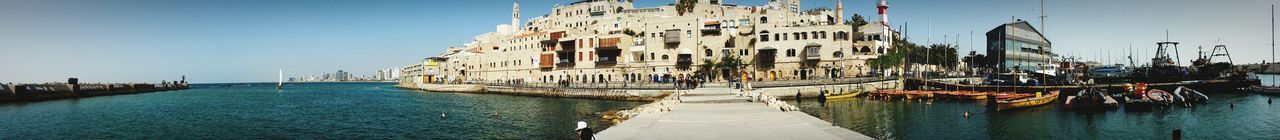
[790,76,1280,140]
[0,82,644,139]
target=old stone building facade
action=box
[402,0,898,85]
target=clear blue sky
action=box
[1,0,1276,83]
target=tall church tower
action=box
[511,0,521,33]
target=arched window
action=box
[662,55,669,60]
[760,17,768,24]
[861,46,872,53]
[833,51,844,58]
[705,49,714,57]
[760,31,771,42]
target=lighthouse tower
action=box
[877,0,889,25]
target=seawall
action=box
[396,83,670,101]
[0,83,190,103]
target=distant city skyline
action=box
[2,0,1276,83]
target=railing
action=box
[474,82,686,90]
[748,77,900,88]
[596,57,618,65]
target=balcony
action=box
[804,43,822,60]
[556,40,576,53]
[676,54,693,65]
[701,21,721,35]
[539,54,555,69]
[595,57,617,65]
[557,59,575,66]
[664,29,681,44]
[756,47,777,68]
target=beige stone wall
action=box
[403,0,893,86]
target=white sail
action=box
[277,68,283,89]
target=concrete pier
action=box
[597,88,872,140]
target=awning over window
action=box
[757,46,777,51]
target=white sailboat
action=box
[276,68,284,90]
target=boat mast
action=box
[1039,0,1047,92]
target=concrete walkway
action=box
[597,88,872,140]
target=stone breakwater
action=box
[1,83,189,103]
[603,90,681,124]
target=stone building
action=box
[402,0,899,85]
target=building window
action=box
[760,31,771,42]
[705,49,714,57]
[760,17,768,24]
[786,49,796,57]
[793,33,800,40]
[662,55,669,60]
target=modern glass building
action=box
[986,20,1055,72]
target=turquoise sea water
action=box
[789,76,1280,139]
[0,82,644,139]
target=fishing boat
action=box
[934,91,988,100]
[992,90,1059,111]
[869,90,930,100]
[903,90,934,100]
[825,90,863,100]
[1064,87,1119,110]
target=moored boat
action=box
[934,91,989,100]
[1248,85,1280,94]
[825,90,863,100]
[992,90,1060,111]
[1172,86,1209,106]
[1064,87,1119,110]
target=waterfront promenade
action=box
[597,88,871,140]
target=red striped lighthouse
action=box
[878,0,889,25]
